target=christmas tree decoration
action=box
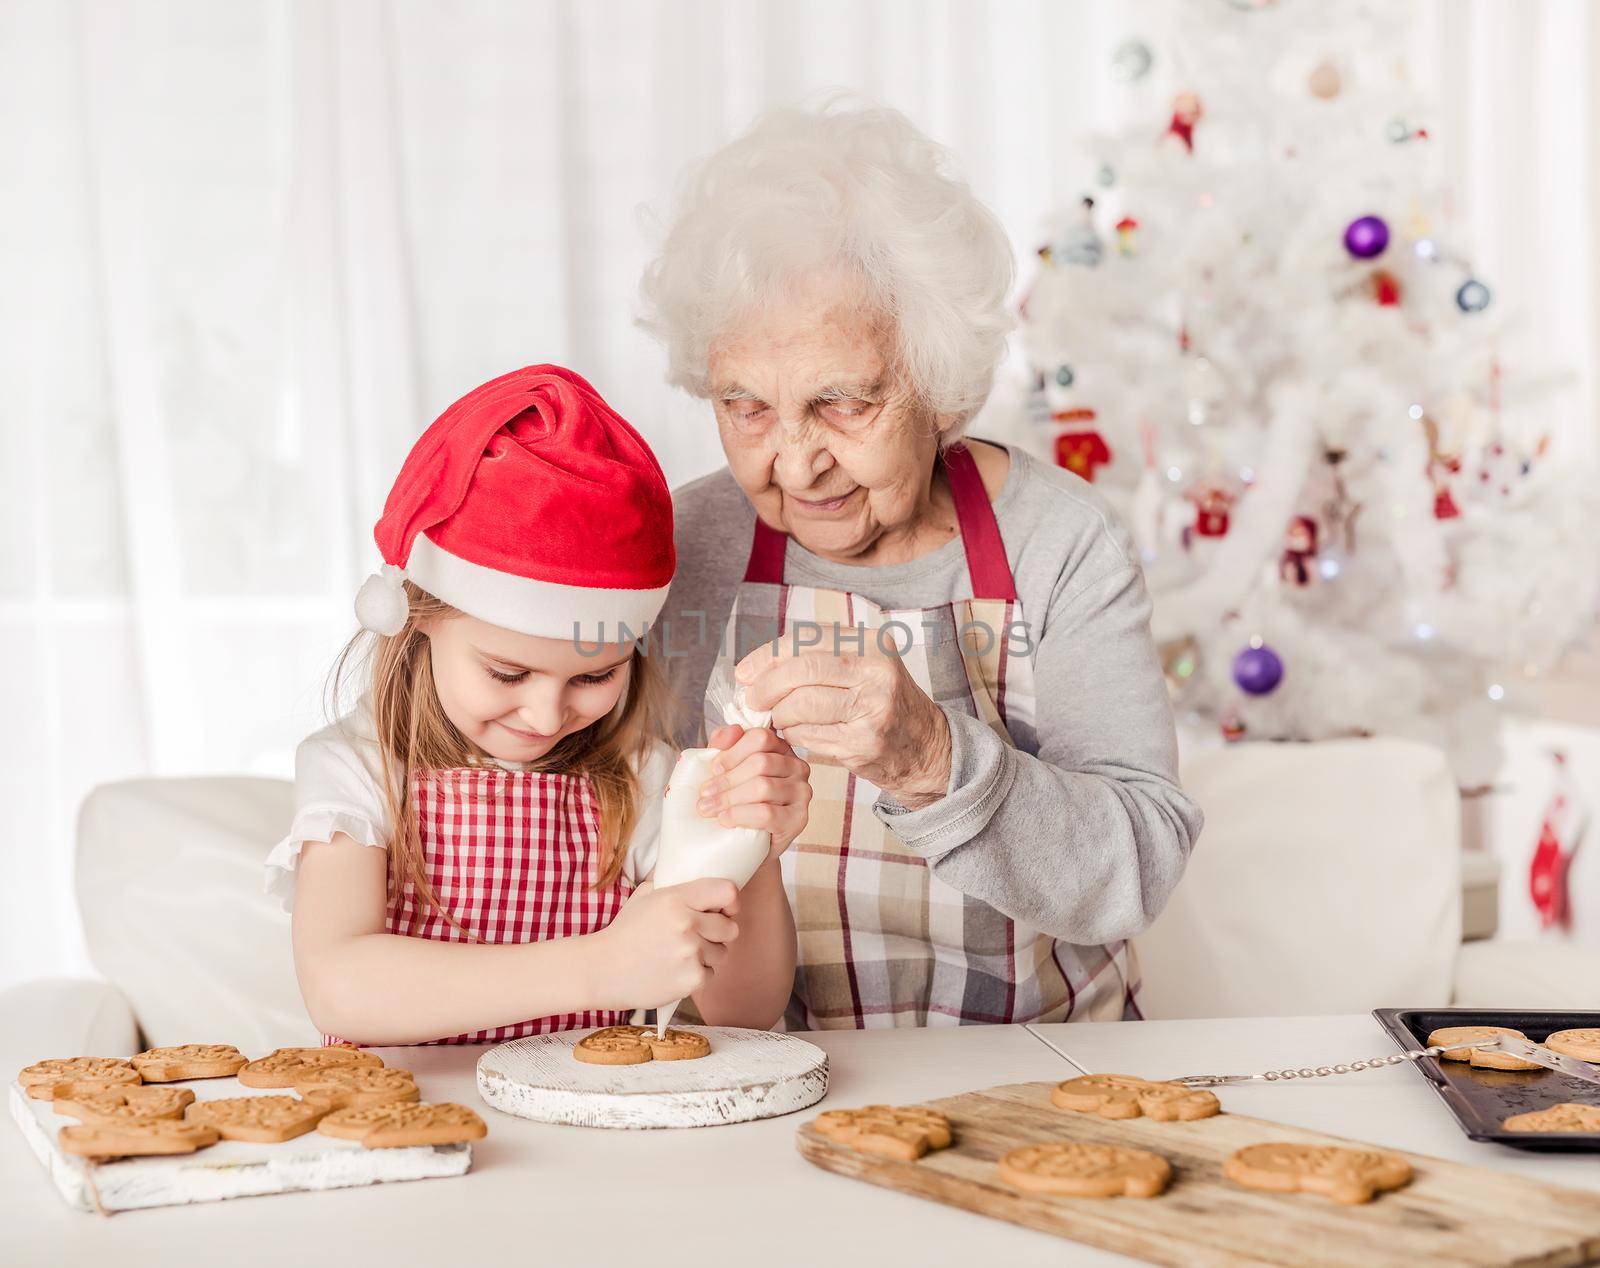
[1342,214,1390,259]
[1371,270,1401,306]
[1528,751,1588,930]
[1014,0,1598,782]
[1167,92,1204,153]
[1097,163,1117,187]
[1307,61,1342,99]
[1279,516,1318,586]
[1055,196,1105,267]
[1455,278,1492,313]
[1115,216,1141,256]
[1054,422,1113,483]
[1232,642,1285,695]
[1159,635,1201,696]
[1112,39,1154,82]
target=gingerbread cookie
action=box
[1543,1029,1600,1064]
[59,1119,218,1160]
[54,1085,196,1126]
[318,1102,485,1148]
[294,1064,420,1111]
[572,1025,711,1066]
[237,1046,383,1088]
[1426,1025,1541,1071]
[1503,1103,1600,1133]
[186,1095,328,1142]
[1224,1143,1413,1204]
[1050,1073,1221,1122]
[812,1106,953,1161]
[18,1057,141,1101]
[131,1043,248,1082]
[998,1142,1172,1198]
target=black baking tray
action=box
[1374,1008,1600,1152]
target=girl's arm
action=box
[292,835,738,1046]
[689,854,795,1029]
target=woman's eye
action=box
[573,667,619,686]
[485,666,528,684]
[824,400,872,424]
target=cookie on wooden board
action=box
[53,1085,196,1126]
[998,1142,1172,1198]
[812,1105,954,1161]
[1050,1073,1221,1122]
[1503,1103,1600,1133]
[58,1119,219,1160]
[186,1095,329,1143]
[18,1057,142,1101]
[572,1025,710,1066]
[294,1064,420,1111]
[1224,1143,1413,1204]
[1425,1025,1541,1071]
[318,1102,485,1148]
[131,1044,248,1082]
[237,1046,383,1088]
[1542,1029,1600,1063]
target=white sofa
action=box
[4,738,1596,1062]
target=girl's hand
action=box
[593,878,739,1010]
[701,725,813,858]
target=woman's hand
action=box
[735,642,952,810]
[592,877,740,1010]
[700,725,813,858]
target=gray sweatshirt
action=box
[656,443,1203,945]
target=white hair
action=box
[639,100,1016,429]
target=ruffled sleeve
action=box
[264,709,392,912]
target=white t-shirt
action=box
[264,701,671,911]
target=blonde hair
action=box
[329,582,675,934]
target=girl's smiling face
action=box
[422,613,633,762]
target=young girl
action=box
[265,365,807,1046]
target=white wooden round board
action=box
[476,1027,828,1130]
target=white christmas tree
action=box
[1015,0,1598,785]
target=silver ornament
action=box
[1112,39,1153,82]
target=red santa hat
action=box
[354,365,674,642]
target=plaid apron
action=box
[715,444,1139,1029]
[325,766,632,1046]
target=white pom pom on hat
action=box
[354,564,410,637]
[354,365,675,641]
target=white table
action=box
[3,1016,1596,1267]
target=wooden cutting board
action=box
[795,1082,1600,1267]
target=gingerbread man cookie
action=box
[812,1105,953,1160]
[186,1095,329,1142]
[572,1025,711,1066]
[237,1046,383,1088]
[294,1064,420,1111]
[318,1102,486,1149]
[999,1142,1172,1198]
[1224,1143,1413,1204]
[18,1057,141,1101]
[58,1119,219,1160]
[53,1085,196,1126]
[1050,1073,1221,1122]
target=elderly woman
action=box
[641,104,1202,1030]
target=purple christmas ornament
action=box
[1232,644,1285,695]
[1343,215,1390,260]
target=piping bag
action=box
[648,661,774,1038]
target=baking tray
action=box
[1374,1008,1600,1152]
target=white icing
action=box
[652,747,771,1036]
[720,686,772,730]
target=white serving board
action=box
[10,1080,471,1213]
[477,1026,827,1129]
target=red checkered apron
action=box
[710,444,1140,1029]
[324,765,632,1046]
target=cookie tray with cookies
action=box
[1375,1008,1600,1153]
[796,1080,1600,1267]
[9,1048,480,1213]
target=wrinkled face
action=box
[708,286,948,563]
[423,614,632,763]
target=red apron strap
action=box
[740,444,1014,599]
[942,443,1017,601]
[743,516,789,584]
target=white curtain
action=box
[3,0,1595,990]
